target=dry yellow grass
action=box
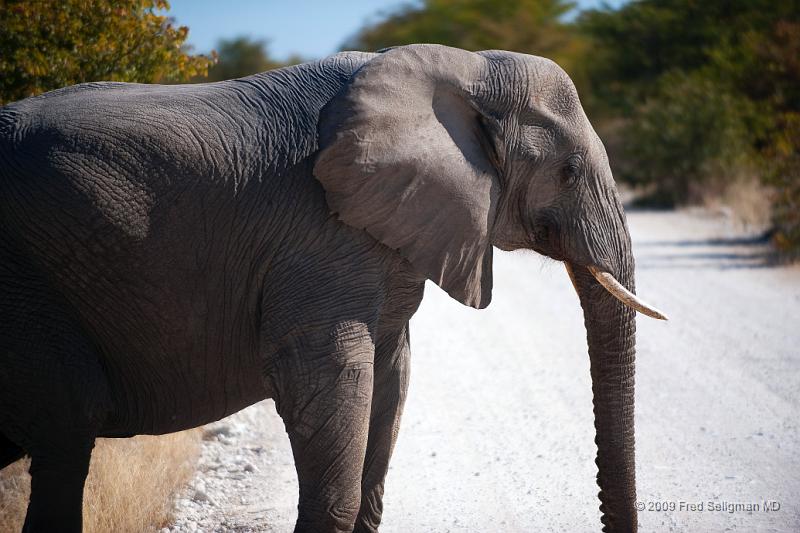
[0,430,201,533]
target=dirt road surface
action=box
[170,209,800,532]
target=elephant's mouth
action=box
[529,213,567,261]
[527,210,668,320]
[564,262,668,320]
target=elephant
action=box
[0,44,666,532]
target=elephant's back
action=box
[0,51,376,231]
[1,81,262,209]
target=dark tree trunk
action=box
[572,259,638,533]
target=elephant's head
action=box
[314,44,666,532]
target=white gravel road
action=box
[169,209,800,532]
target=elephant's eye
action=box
[562,158,581,186]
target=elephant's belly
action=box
[83,282,270,436]
[98,339,270,436]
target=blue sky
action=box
[168,0,627,61]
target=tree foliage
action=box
[0,0,214,105]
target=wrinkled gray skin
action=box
[0,45,638,532]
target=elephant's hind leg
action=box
[2,318,106,532]
[1,250,110,532]
[0,431,25,469]
[23,438,95,533]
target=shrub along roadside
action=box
[577,1,800,255]
[617,71,760,207]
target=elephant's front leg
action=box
[354,325,410,533]
[270,327,375,533]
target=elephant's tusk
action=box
[586,265,669,320]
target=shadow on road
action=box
[637,232,773,248]
[634,231,779,270]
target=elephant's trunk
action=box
[571,257,638,533]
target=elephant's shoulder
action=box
[318,51,377,74]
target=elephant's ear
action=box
[314,44,502,309]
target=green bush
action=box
[620,72,759,206]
